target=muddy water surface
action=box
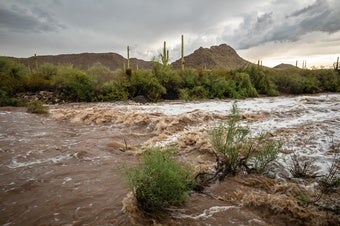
[1,94,339,225]
[0,108,149,226]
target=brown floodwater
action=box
[0,108,150,225]
[0,108,270,226]
[1,95,339,226]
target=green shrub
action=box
[26,100,48,114]
[68,72,95,101]
[181,69,200,89]
[245,66,279,96]
[189,85,209,99]
[273,73,304,94]
[100,76,129,101]
[207,74,229,98]
[251,134,282,174]
[26,73,51,92]
[0,57,28,95]
[178,88,192,101]
[302,75,321,93]
[0,89,19,107]
[126,148,196,213]
[153,63,183,99]
[130,70,166,102]
[209,102,281,179]
[210,102,250,176]
[38,63,57,80]
[52,65,95,101]
[87,62,115,92]
[315,70,339,92]
[229,72,258,98]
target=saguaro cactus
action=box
[125,46,132,77]
[127,46,130,69]
[181,35,185,71]
[34,53,38,71]
[302,60,307,69]
[161,41,169,66]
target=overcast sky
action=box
[1,0,339,68]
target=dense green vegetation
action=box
[0,56,339,105]
[126,148,196,212]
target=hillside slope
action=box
[172,44,252,69]
[9,44,252,71]
[16,52,152,71]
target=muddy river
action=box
[0,94,339,225]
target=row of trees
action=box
[0,56,339,105]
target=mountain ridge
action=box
[7,44,253,71]
[172,44,252,69]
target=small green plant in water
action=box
[126,148,196,213]
[208,101,282,181]
[26,100,48,114]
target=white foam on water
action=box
[8,155,73,169]
[171,205,240,220]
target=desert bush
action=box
[228,72,258,98]
[206,73,230,98]
[153,63,183,99]
[87,62,116,92]
[178,88,191,101]
[26,100,48,114]
[130,70,166,102]
[243,66,278,96]
[181,68,200,89]
[208,102,281,181]
[52,65,95,101]
[301,75,321,93]
[68,72,94,101]
[126,148,196,213]
[0,89,20,107]
[251,134,283,174]
[178,86,210,100]
[26,73,51,92]
[289,152,318,178]
[0,57,28,95]
[315,70,340,92]
[318,154,339,194]
[100,77,129,101]
[38,63,57,80]
[189,85,209,99]
[209,102,250,176]
[273,73,304,94]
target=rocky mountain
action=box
[171,44,252,69]
[273,63,297,69]
[11,44,252,71]
[16,52,153,71]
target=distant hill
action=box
[172,44,252,69]
[15,52,153,71]
[273,63,297,69]
[9,44,253,71]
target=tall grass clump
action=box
[126,148,196,213]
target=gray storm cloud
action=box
[231,0,340,49]
[0,5,65,33]
[0,0,339,64]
